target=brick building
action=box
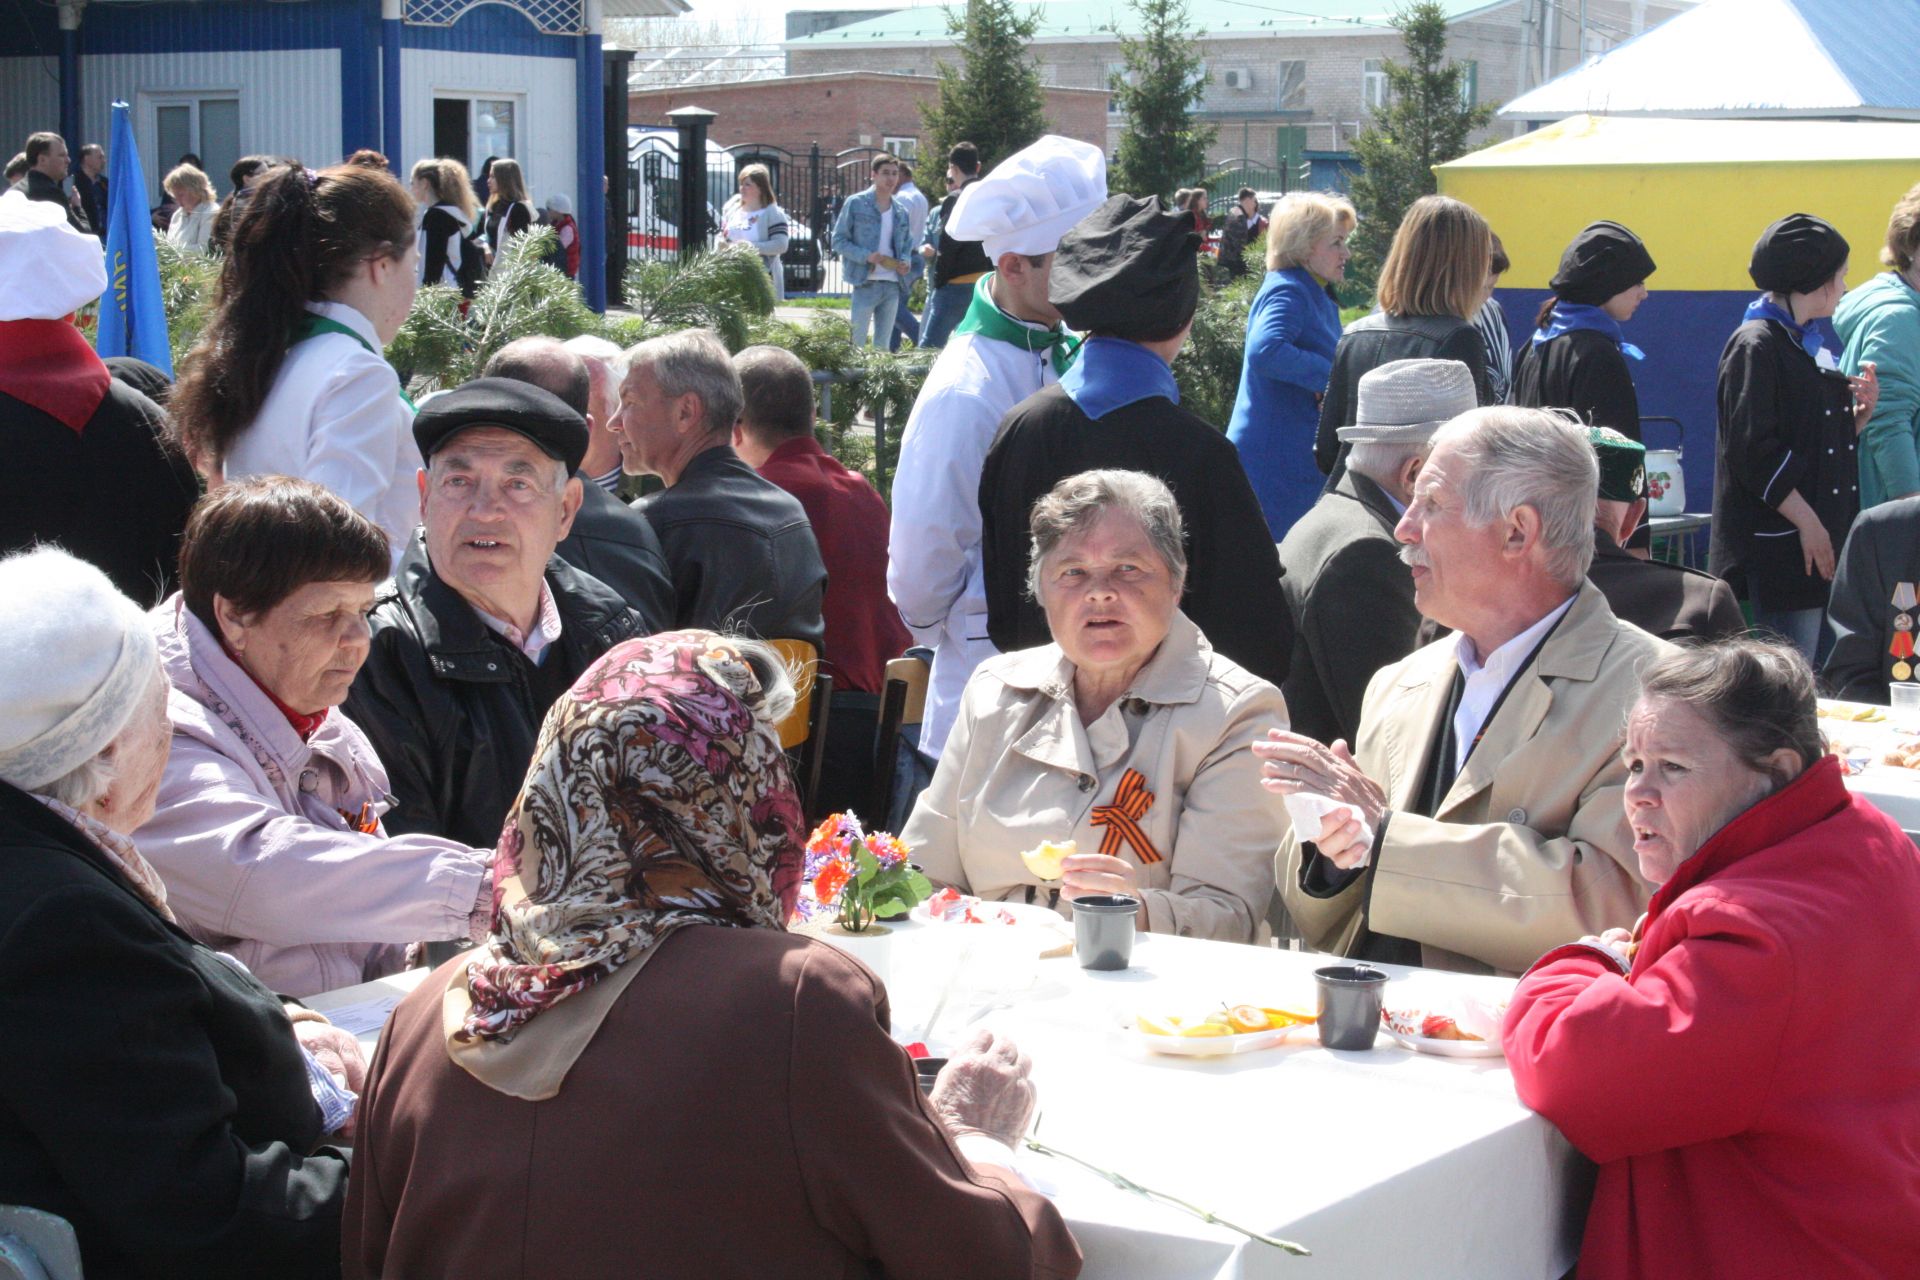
[782,0,1692,179]
[627,70,1109,165]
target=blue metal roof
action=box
[1501,0,1920,122]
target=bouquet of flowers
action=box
[798,812,931,933]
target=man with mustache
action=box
[1258,407,1673,974]
[345,379,650,848]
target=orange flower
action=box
[813,860,852,905]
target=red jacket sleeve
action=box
[1503,896,1794,1164]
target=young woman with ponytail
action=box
[172,162,422,566]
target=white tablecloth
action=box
[1820,699,1920,832]
[310,929,1583,1280]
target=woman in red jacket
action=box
[1504,639,1920,1279]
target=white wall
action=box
[0,57,65,165]
[76,49,341,199]
[400,49,576,206]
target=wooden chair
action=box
[869,651,932,825]
[767,639,833,821]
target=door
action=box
[1275,126,1306,192]
[432,98,469,169]
[151,95,240,201]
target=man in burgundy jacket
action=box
[735,345,912,815]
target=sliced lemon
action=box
[1179,1022,1233,1038]
[1019,838,1075,881]
[1136,1014,1180,1036]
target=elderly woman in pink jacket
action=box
[135,477,493,997]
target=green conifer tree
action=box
[918,0,1049,197]
[1110,0,1216,201]
[1344,1,1496,299]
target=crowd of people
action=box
[2,122,1919,1279]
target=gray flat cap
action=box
[1336,358,1479,444]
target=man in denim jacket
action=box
[832,154,915,347]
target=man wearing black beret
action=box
[977,193,1293,689]
[345,377,650,848]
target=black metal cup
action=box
[1315,963,1388,1050]
[1072,894,1140,970]
[914,1057,948,1096]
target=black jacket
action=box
[1587,527,1745,644]
[1314,312,1493,477]
[556,479,677,630]
[1823,496,1920,703]
[632,445,827,648]
[929,191,992,288]
[1709,318,1859,611]
[24,168,88,233]
[1510,327,1642,439]
[418,204,470,295]
[1278,470,1422,747]
[978,384,1293,690]
[344,536,649,848]
[70,170,107,237]
[0,380,200,607]
[0,781,346,1279]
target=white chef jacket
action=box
[224,300,422,570]
[887,310,1059,758]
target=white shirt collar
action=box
[1450,594,1576,775]
[473,579,564,663]
[304,298,380,348]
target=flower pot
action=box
[793,919,896,989]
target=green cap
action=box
[1588,426,1647,503]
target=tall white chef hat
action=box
[0,189,107,322]
[946,134,1108,263]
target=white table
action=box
[1646,512,1712,567]
[311,929,1582,1280]
[1820,699,1920,832]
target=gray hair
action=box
[30,664,168,811]
[1637,638,1822,778]
[727,635,798,727]
[1436,406,1597,587]
[627,329,743,437]
[564,334,628,399]
[1346,439,1429,488]
[1025,469,1188,600]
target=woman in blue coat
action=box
[1227,192,1355,540]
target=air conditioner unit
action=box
[1222,68,1253,90]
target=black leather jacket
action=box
[556,479,677,631]
[344,535,649,848]
[632,444,827,648]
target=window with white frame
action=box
[432,93,522,178]
[151,95,239,199]
[882,136,918,161]
[1107,62,1134,114]
[1458,60,1479,108]
[1362,59,1389,113]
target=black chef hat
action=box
[1048,194,1200,339]
[1749,213,1850,296]
[1550,221,1657,306]
[412,377,590,474]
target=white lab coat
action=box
[223,300,422,570]
[887,318,1058,758]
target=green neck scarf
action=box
[292,312,417,411]
[952,274,1081,376]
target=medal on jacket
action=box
[1091,768,1162,865]
[1893,583,1917,680]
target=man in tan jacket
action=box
[1257,407,1673,975]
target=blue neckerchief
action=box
[1531,302,1644,361]
[1058,336,1180,421]
[1744,293,1835,363]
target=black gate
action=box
[623,133,906,297]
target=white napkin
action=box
[1284,792,1376,866]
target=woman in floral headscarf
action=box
[342,631,1080,1280]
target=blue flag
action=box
[95,101,173,376]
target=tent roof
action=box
[1441,113,1920,170]
[1501,0,1920,121]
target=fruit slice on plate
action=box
[1019,838,1075,882]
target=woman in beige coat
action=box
[903,470,1290,943]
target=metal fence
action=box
[622,135,898,297]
